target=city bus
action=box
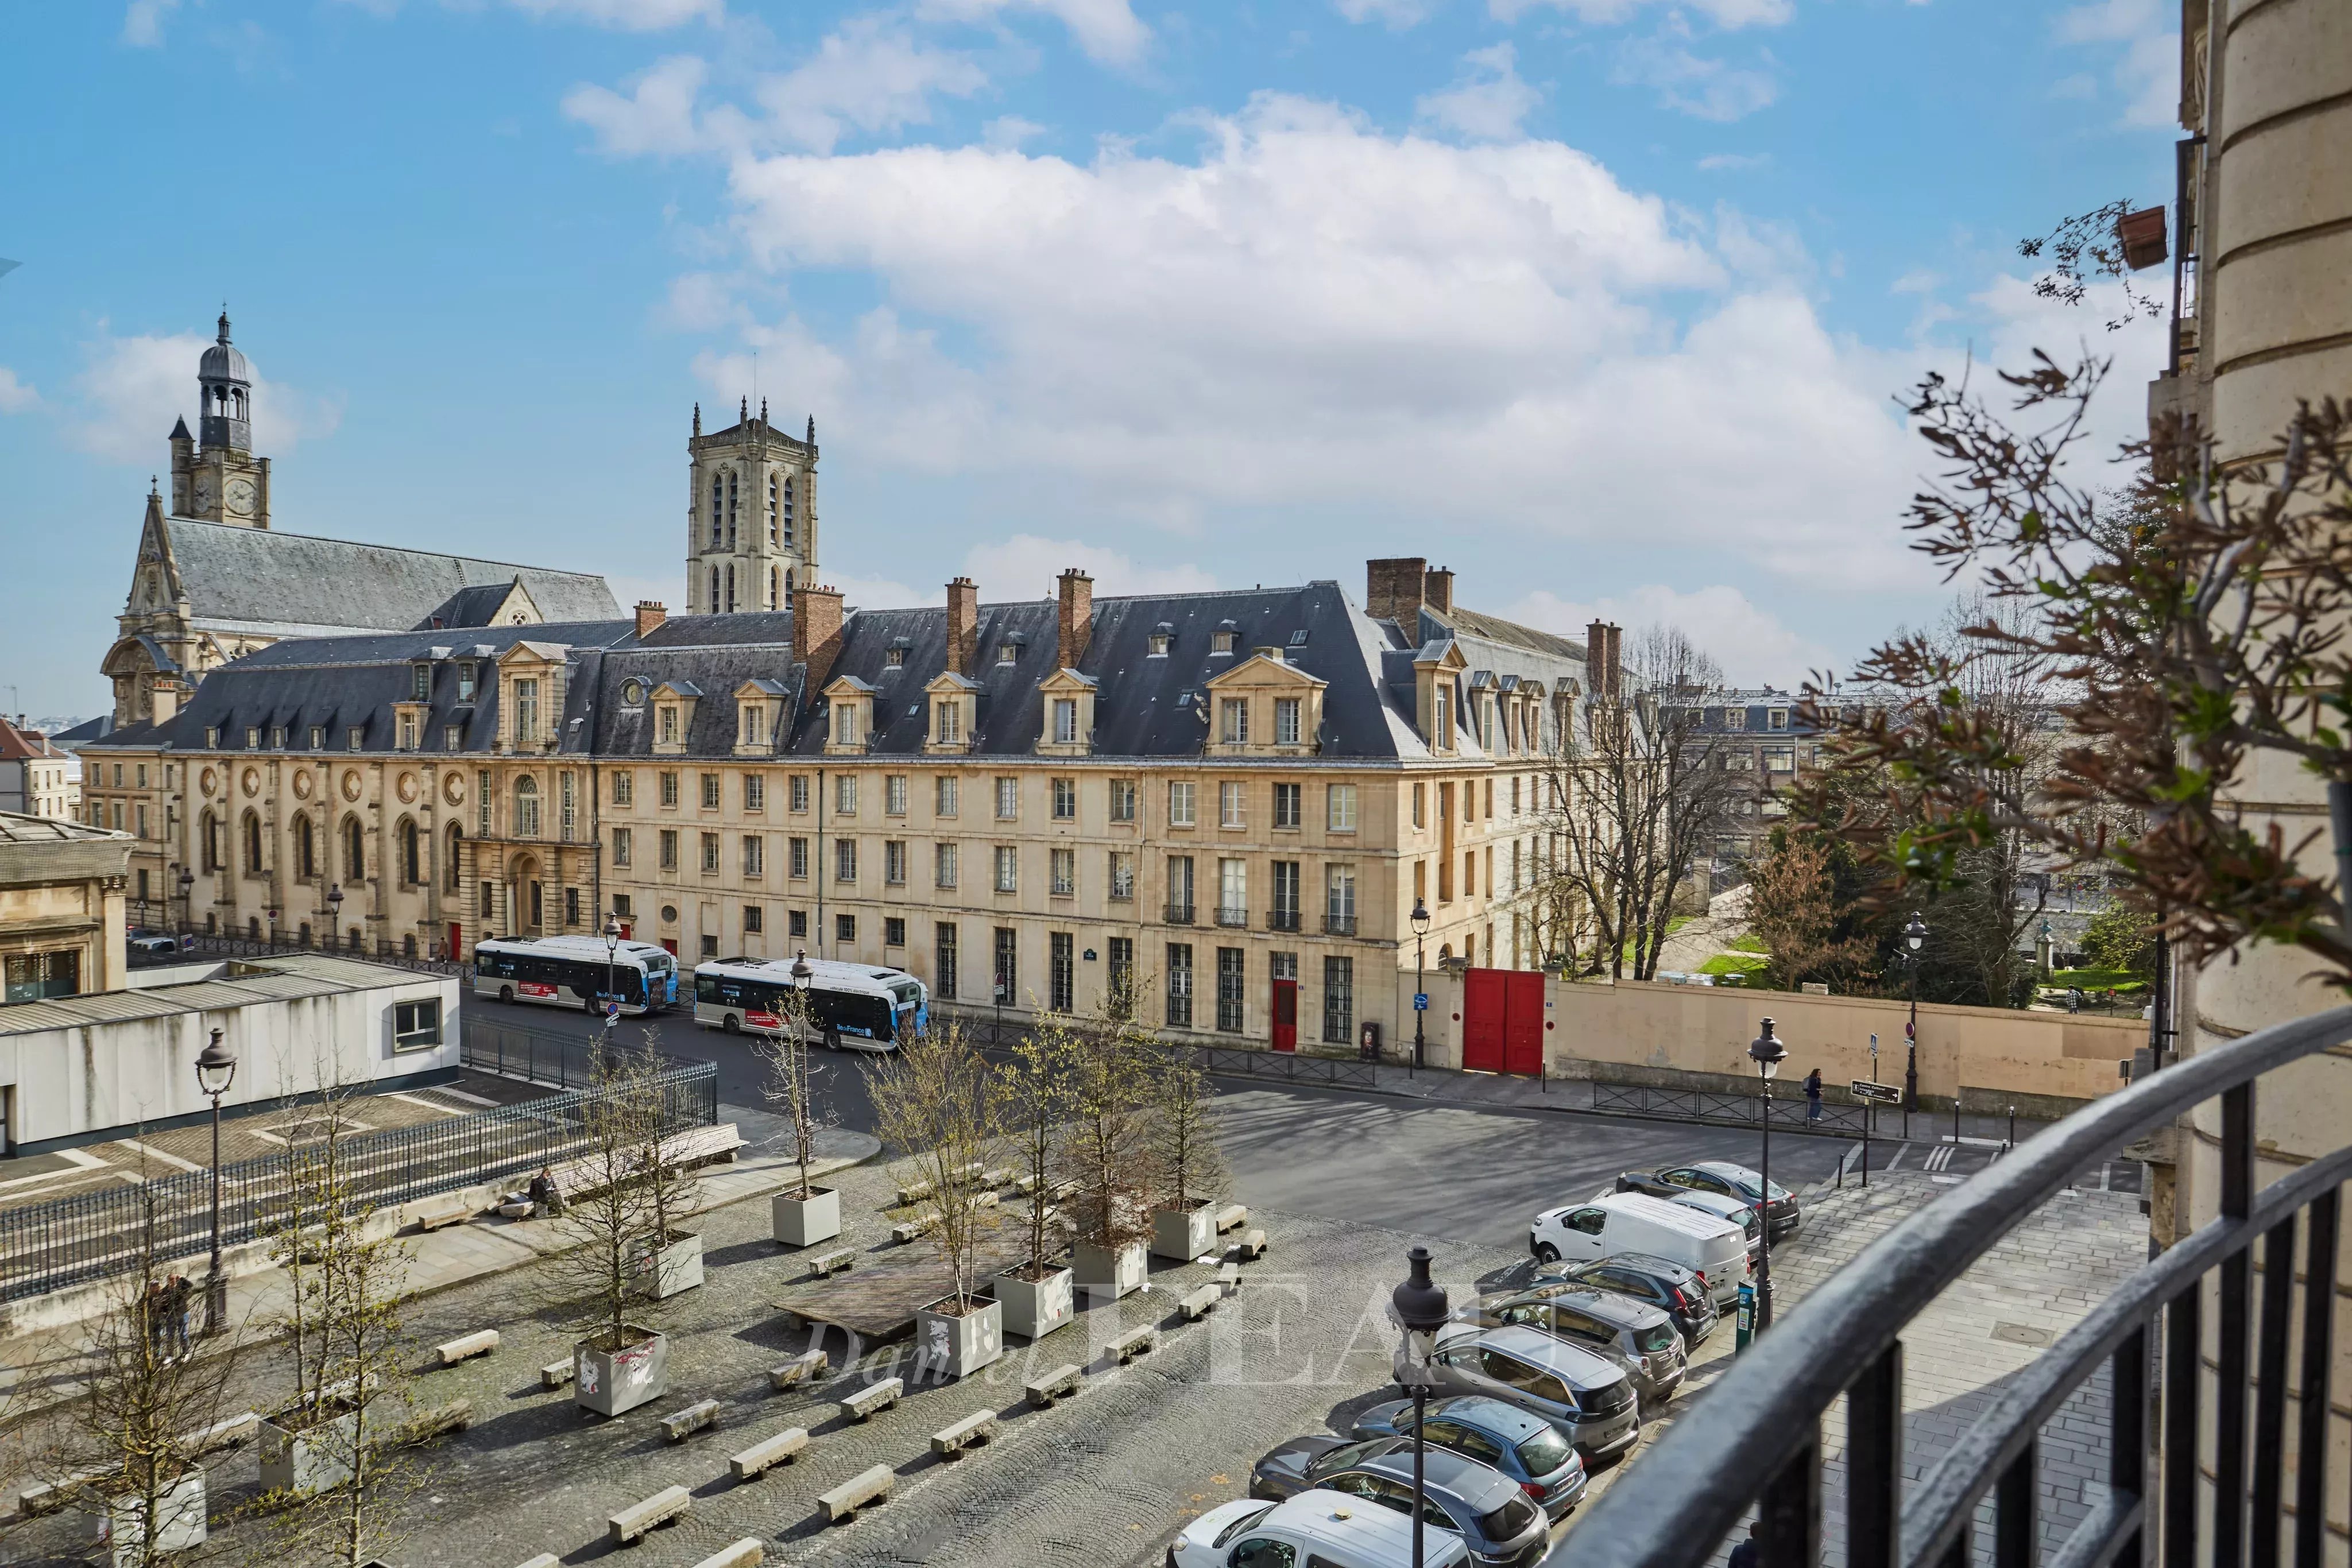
[474,935,680,1015]
[691,955,928,1050]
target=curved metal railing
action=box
[1556,1004,2352,1568]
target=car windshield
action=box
[1214,1504,1276,1547]
[1515,1424,1573,1475]
[1306,1439,1390,1477]
[1717,1169,1792,1201]
[1482,1495,1540,1539]
[1634,1322,1680,1354]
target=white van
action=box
[1529,1191,1750,1310]
[1167,1489,1472,1568]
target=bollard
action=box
[1953,1097,1961,1148]
[1735,1281,1755,1353]
[2008,1104,2017,1152]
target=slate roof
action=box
[159,517,621,635]
[0,811,127,846]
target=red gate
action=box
[1270,978,1298,1051]
[1461,968,1545,1077]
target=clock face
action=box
[192,475,215,511]
[225,478,257,516]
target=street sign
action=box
[1414,993,1430,1011]
[1851,1080,1902,1105]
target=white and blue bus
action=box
[474,935,680,1015]
[692,955,927,1050]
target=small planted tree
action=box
[866,1020,1006,1375]
[551,1051,670,1416]
[991,1012,1078,1337]
[1147,1048,1227,1260]
[1058,1005,1161,1299]
[624,1033,704,1299]
[755,981,841,1245]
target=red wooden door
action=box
[1503,970,1545,1077]
[1271,978,1298,1051]
[1462,967,1507,1073]
[448,923,462,961]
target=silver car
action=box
[1462,1287,1686,1411]
[1401,1323,1641,1464]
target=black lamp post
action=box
[176,865,194,937]
[1410,898,1431,1075]
[194,1028,237,1336]
[792,947,814,1031]
[265,906,277,950]
[326,882,344,951]
[1391,1245,1450,1568]
[1747,1017,1786,1331]
[1901,912,1927,1132]
[602,913,622,1034]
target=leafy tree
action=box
[1747,830,1874,992]
[2080,903,2158,978]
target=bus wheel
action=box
[824,1024,841,1052]
[584,993,599,1015]
[722,1013,740,1035]
[499,986,514,1005]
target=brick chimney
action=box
[794,583,846,690]
[1365,557,1429,626]
[946,576,980,678]
[1423,566,1454,616]
[634,601,667,639]
[1586,621,1623,698]
[1056,568,1094,671]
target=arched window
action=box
[199,810,219,871]
[243,813,264,873]
[514,776,541,838]
[400,819,421,885]
[402,934,417,958]
[726,471,738,548]
[709,566,719,611]
[768,474,779,545]
[710,475,722,546]
[444,823,463,892]
[783,477,794,546]
[342,817,365,882]
[249,916,261,940]
[295,816,316,880]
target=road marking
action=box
[1883,1143,1910,1172]
[431,1086,502,1107]
[115,1139,204,1174]
[383,1093,461,1116]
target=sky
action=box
[0,0,2180,719]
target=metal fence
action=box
[0,1063,717,1304]
[149,930,469,978]
[462,1020,705,1094]
[1591,1082,1869,1138]
[947,1009,1380,1089]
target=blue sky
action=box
[0,0,2179,717]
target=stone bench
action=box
[840,1377,902,1422]
[889,1213,938,1244]
[513,1557,561,1568]
[689,1540,766,1568]
[930,1409,997,1459]
[608,1484,691,1546]
[412,1195,474,1232]
[769,1349,828,1391]
[893,1177,935,1207]
[661,1399,720,1443]
[980,1166,1013,1188]
[1232,1228,1268,1261]
[434,1329,500,1367]
[1218,1261,1241,1295]
[183,1411,258,1453]
[818,1464,895,1523]
[808,1246,857,1277]
[1108,1325,1159,1365]
[1025,1364,1081,1407]
[496,1199,536,1219]
[1178,1283,1222,1321]
[403,1399,473,1445]
[541,1358,576,1389]
[1215,1203,1250,1233]
[728,1426,808,1481]
[17,1474,90,1518]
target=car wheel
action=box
[1535,1242,1560,1264]
[498,985,513,1005]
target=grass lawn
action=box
[1700,952,1767,978]
[2044,967,2148,992]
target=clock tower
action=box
[169,309,271,529]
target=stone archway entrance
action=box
[510,853,544,937]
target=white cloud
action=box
[962,535,1220,599]
[1502,584,1833,687]
[1612,36,1778,121]
[754,18,988,154]
[915,0,1149,65]
[1490,0,1789,29]
[983,115,1047,149]
[0,369,38,414]
[1336,0,1438,30]
[826,569,924,610]
[507,0,723,28]
[69,331,342,466]
[1415,44,1542,141]
[564,54,710,156]
[121,0,180,47]
[1696,151,1769,171]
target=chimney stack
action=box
[1056,568,1094,672]
[1585,622,1623,698]
[1365,557,1430,626]
[794,583,846,690]
[947,577,980,678]
[1423,566,1454,616]
[635,601,667,639]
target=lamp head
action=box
[1410,899,1431,938]
[177,866,194,892]
[195,1027,237,1097]
[326,883,344,909]
[1904,912,1928,952]
[791,949,814,990]
[1391,1244,1449,1337]
[1748,1017,1787,1078]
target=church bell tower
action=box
[171,309,270,529]
[684,397,818,615]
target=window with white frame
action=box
[1220,781,1245,828]
[1109,851,1135,901]
[1169,780,1196,827]
[1109,779,1136,823]
[790,774,810,812]
[885,775,908,816]
[936,842,959,888]
[745,773,765,811]
[1053,698,1079,745]
[700,831,721,872]
[995,777,1019,820]
[885,841,907,885]
[613,826,632,868]
[1219,698,1249,744]
[1051,846,1075,896]
[835,775,857,815]
[935,700,963,744]
[1275,698,1302,745]
[1328,783,1357,832]
[743,835,764,876]
[1051,777,1076,820]
[790,836,809,878]
[994,845,1019,893]
[937,776,960,817]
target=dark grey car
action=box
[1461,1287,1686,1410]
[1248,1435,1550,1567]
[1404,1324,1641,1465]
[1534,1252,1718,1350]
[1351,1394,1589,1520]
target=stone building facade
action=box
[0,719,79,822]
[684,400,820,615]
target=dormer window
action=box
[1149,625,1173,658]
[997,635,1023,667]
[271,727,286,749]
[743,706,764,746]
[458,663,478,702]
[831,701,856,745]
[514,678,540,743]
[1434,683,1451,745]
[348,727,365,751]
[412,665,431,702]
[399,714,419,750]
[1275,698,1301,746]
[1054,699,1079,745]
[245,727,260,749]
[206,727,220,748]
[935,700,963,744]
[1212,628,1237,655]
[310,726,325,749]
[659,705,679,745]
[887,638,910,669]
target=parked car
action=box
[1248,1436,1549,1566]
[1532,1253,1718,1349]
[127,933,182,959]
[1349,1394,1588,1520]
[1459,1286,1686,1410]
[1403,1323,1641,1464]
[1619,1160,1801,1242]
[1168,1490,1473,1568]
[1644,1186,1762,1264]
[1529,1191,1747,1310]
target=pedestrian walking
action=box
[1728,1521,1762,1568]
[164,1272,193,1357]
[1803,1067,1824,1123]
[2067,986,2082,1014]
[528,1166,564,1217]
[141,1278,168,1359]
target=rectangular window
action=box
[699,772,719,810]
[1051,777,1076,820]
[1169,780,1196,828]
[1167,854,1195,918]
[745,904,764,934]
[935,699,963,744]
[348,727,365,752]
[310,727,326,750]
[700,832,720,873]
[1322,956,1355,1044]
[514,679,539,741]
[1218,858,1248,925]
[790,774,811,812]
[995,776,1019,820]
[398,715,417,750]
[789,909,808,938]
[1273,783,1302,830]
[836,912,856,944]
[1413,781,1425,830]
[745,773,765,812]
[458,663,477,702]
[742,835,764,876]
[564,886,581,927]
[1484,779,1495,819]
[444,725,463,752]
[1051,846,1076,896]
[1328,783,1357,833]
[1326,864,1356,931]
[1725,708,1747,731]
[885,775,908,816]
[1050,931,1075,1013]
[1053,698,1079,745]
[885,841,908,885]
[1217,947,1245,1032]
[1763,746,1796,773]
[612,893,632,917]
[478,769,493,835]
[832,701,856,746]
[935,842,959,889]
[1769,708,1789,731]
[479,881,494,917]
[1271,860,1301,926]
[835,775,857,816]
[1220,780,1245,828]
[936,776,960,818]
[1108,851,1135,901]
[136,804,148,838]
[995,845,1019,893]
[993,927,1018,1004]
[1109,779,1136,823]
[1108,936,1134,1003]
[790,837,809,878]
[612,826,633,868]
[1219,698,1249,744]
[1275,698,1301,745]
[660,771,680,807]
[835,838,857,883]
[660,828,679,869]
[560,771,577,841]
[1165,943,1194,1028]
[936,923,958,998]
[392,999,442,1052]
[659,706,679,745]
[1414,858,1426,904]
[884,916,906,947]
[742,704,764,746]
[412,665,431,702]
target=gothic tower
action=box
[684,397,818,615]
[169,309,271,529]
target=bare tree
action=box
[624,1033,701,1273]
[1149,1049,1224,1214]
[753,986,834,1202]
[550,1054,663,1352]
[1747,831,1874,992]
[865,1020,1002,1308]
[1058,1005,1160,1258]
[1001,1012,1077,1274]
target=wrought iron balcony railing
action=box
[1268,908,1303,932]
[1324,912,1359,936]
[1556,1004,2352,1568]
[1163,903,1196,926]
[1215,905,1250,928]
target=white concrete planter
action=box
[772,1186,841,1247]
[914,1294,1003,1379]
[574,1326,669,1418]
[97,1469,206,1565]
[632,1229,704,1300]
[1070,1239,1147,1302]
[991,1265,1074,1340]
[1151,1198,1217,1262]
[258,1408,359,1499]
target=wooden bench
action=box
[1108,1325,1159,1365]
[728,1426,808,1481]
[434,1329,500,1367]
[1026,1364,1081,1407]
[541,1358,576,1389]
[689,1540,765,1568]
[1232,1228,1268,1261]
[1216,1204,1250,1233]
[769,1349,828,1391]
[930,1409,997,1459]
[608,1484,691,1546]
[1179,1283,1222,1321]
[840,1377,902,1422]
[819,1464,895,1523]
[403,1399,473,1445]
[412,1195,474,1232]
[661,1399,720,1443]
[1218,1261,1241,1295]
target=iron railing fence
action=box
[149,931,469,978]
[1556,1004,2352,1568]
[0,1063,717,1304]
[944,1008,1380,1089]
[461,1021,706,1094]
[1592,1082,1870,1138]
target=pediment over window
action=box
[1202,649,1328,757]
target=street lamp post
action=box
[1391,1245,1450,1568]
[792,948,814,1042]
[194,1028,237,1337]
[1410,899,1431,1075]
[265,906,277,950]
[602,913,622,1039]
[176,865,194,938]
[1747,1017,1787,1331]
[1901,913,1927,1136]
[326,882,344,952]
